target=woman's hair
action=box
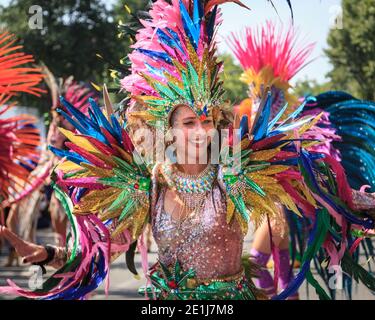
[125,102,235,167]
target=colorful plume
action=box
[228,21,315,112]
[0,95,41,205]
[0,31,44,97]
[121,0,252,129]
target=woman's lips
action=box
[190,139,206,145]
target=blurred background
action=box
[0,0,374,136]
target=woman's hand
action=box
[0,226,48,264]
[351,189,375,212]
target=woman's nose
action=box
[193,124,206,136]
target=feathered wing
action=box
[0,31,45,206]
[0,31,44,97]
[50,91,151,240]
[0,89,152,299]
[221,92,375,299]
[305,91,375,192]
[0,97,41,205]
[298,91,375,298]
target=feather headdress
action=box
[121,0,252,129]
[228,21,315,115]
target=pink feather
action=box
[227,20,315,82]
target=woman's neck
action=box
[174,163,209,176]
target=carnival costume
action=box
[0,1,375,301]
[0,31,44,209]
[7,70,97,248]
[229,21,375,299]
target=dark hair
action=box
[169,104,188,128]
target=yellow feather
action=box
[58,128,98,153]
[226,197,236,224]
[299,112,323,135]
[250,149,280,161]
[56,160,83,172]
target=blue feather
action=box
[207,5,218,43]
[56,108,87,134]
[240,115,249,139]
[272,210,320,300]
[88,98,122,144]
[252,91,272,141]
[49,146,89,165]
[136,48,173,64]
[268,103,289,132]
[193,0,203,30]
[179,0,199,49]
[111,114,123,144]
[165,27,185,54]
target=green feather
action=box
[108,189,130,212]
[230,194,250,222]
[155,83,177,101]
[341,251,375,292]
[113,156,134,170]
[119,198,137,221]
[98,177,127,188]
[243,175,266,197]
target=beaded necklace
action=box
[161,163,217,214]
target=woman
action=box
[1,0,375,300]
[0,96,262,299]
[1,93,375,300]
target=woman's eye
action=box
[203,120,213,125]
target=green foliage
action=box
[0,0,125,82]
[293,77,332,98]
[325,0,375,100]
[219,53,248,105]
[0,0,144,111]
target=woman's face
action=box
[47,114,74,149]
[170,105,215,163]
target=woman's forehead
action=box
[174,105,213,120]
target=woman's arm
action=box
[351,189,375,214]
[0,224,135,270]
[0,226,49,265]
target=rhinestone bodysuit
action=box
[152,180,244,279]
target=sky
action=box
[0,0,343,84]
[217,0,342,85]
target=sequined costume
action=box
[153,182,242,278]
[143,164,260,300]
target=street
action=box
[0,227,374,300]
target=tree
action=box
[325,0,375,100]
[0,0,141,110]
[293,77,332,98]
[219,53,248,105]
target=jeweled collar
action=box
[161,163,217,194]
